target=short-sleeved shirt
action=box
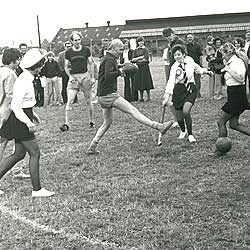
[65,46,91,74]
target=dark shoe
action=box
[89,122,95,128]
[60,124,69,132]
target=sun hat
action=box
[20,48,47,69]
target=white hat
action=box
[20,48,47,69]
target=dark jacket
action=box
[97,52,121,97]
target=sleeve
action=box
[4,73,16,99]
[143,47,149,61]
[11,81,34,127]
[164,64,177,95]
[162,48,168,61]
[104,58,121,81]
[56,62,62,77]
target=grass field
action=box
[1,58,250,250]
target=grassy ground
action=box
[1,58,250,250]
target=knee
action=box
[15,151,26,161]
[229,120,238,130]
[103,119,112,129]
[183,110,190,118]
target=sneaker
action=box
[188,134,197,143]
[32,188,55,197]
[178,131,187,139]
[171,122,179,128]
[160,121,174,135]
[13,172,30,179]
[89,122,95,128]
[0,190,4,195]
[59,124,69,132]
[86,141,100,155]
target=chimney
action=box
[107,21,110,27]
[85,22,88,28]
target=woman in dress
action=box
[217,43,250,145]
[0,48,55,197]
[162,44,212,143]
[132,36,154,102]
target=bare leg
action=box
[83,89,93,124]
[217,111,233,137]
[183,102,194,135]
[65,88,78,126]
[0,139,8,164]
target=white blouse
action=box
[122,49,130,63]
[11,69,36,127]
[224,54,246,86]
[165,56,207,95]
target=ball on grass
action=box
[123,62,138,74]
[215,137,232,154]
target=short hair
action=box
[70,31,82,41]
[122,39,130,48]
[107,39,123,51]
[2,48,21,65]
[47,51,55,57]
[19,43,27,49]
[162,27,174,37]
[234,37,245,48]
[171,44,187,55]
[136,36,144,43]
[213,37,223,45]
[222,42,236,54]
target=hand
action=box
[206,70,214,77]
[119,68,126,77]
[221,65,230,73]
[28,123,36,133]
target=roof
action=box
[120,22,250,38]
[52,25,124,44]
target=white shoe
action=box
[188,135,197,143]
[171,122,179,128]
[178,131,187,139]
[0,190,4,195]
[32,188,55,197]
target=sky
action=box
[1,0,250,47]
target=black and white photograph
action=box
[0,0,250,249]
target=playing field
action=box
[1,58,250,250]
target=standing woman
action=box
[217,43,250,145]
[120,39,137,102]
[132,36,154,102]
[162,44,212,143]
[0,48,55,197]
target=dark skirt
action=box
[172,82,197,110]
[222,85,250,116]
[0,108,35,142]
[134,62,154,91]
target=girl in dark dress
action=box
[132,36,154,102]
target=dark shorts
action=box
[98,93,120,109]
[0,108,35,143]
[222,85,250,116]
[172,82,197,110]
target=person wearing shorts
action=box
[86,39,173,154]
[60,31,95,132]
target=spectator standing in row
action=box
[244,29,250,90]
[41,51,63,107]
[120,39,138,102]
[186,33,203,98]
[58,41,72,104]
[132,36,154,102]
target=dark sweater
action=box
[97,52,121,97]
[41,60,62,78]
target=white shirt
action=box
[224,54,246,87]
[11,69,36,127]
[0,66,17,128]
[165,56,207,95]
[162,48,170,66]
[122,49,130,63]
